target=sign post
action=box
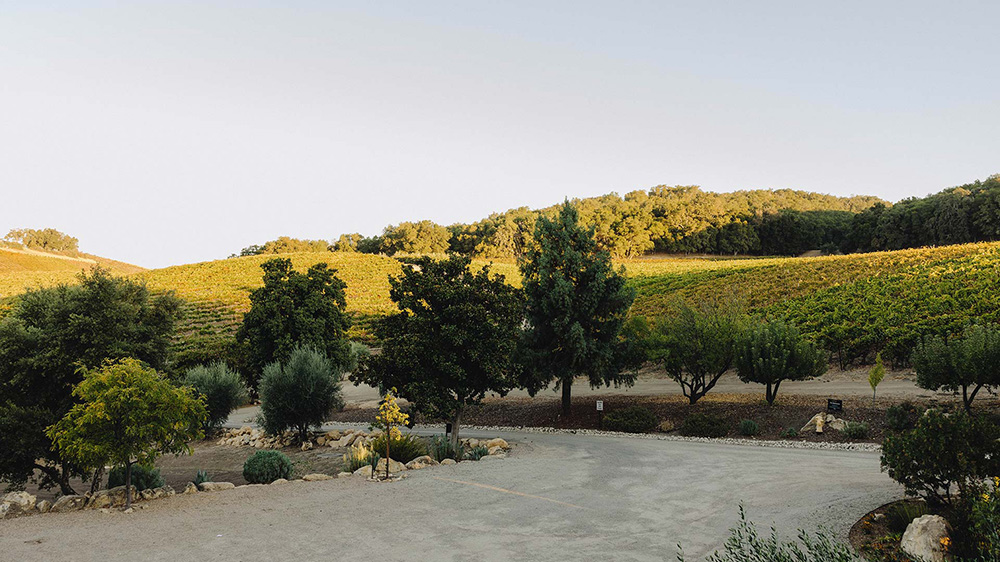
[827,399,843,413]
[596,400,604,430]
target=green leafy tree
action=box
[380,220,451,255]
[0,268,180,494]
[911,324,1000,411]
[735,319,827,405]
[353,255,522,447]
[4,227,79,253]
[184,362,248,430]
[235,258,351,391]
[633,301,745,405]
[518,202,637,416]
[47,359,206,508]
[259,346,345,442]
[868,352,885,406]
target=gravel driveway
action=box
[0,428,900,562]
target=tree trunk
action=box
[90,465,105,495]
[58,465,75,496]
[449,407,463,452]
[561,378,572,416]
[385,430,391,480]
[124,462,133,509]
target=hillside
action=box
[7,242,1000,371]
[0,246,144,300]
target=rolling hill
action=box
[6,242,1000,371]
[0,246,144,300]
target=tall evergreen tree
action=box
[519,202,637,416]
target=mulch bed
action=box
[849,499,928,561]
[329,392,994,443]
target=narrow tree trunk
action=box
[59,465,75,496]
[385,430,391,480]
[449,407,462,452]
[124,462,133,509]
[90,465,105,495]
[561,378,572,416]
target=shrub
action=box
[465,446,489,461]
[107,464,164,491]
[679,413,729,438]
[885,501,929,534]
[194,470,211,486]
[885,402,920,431]
[342,444,380,473]
[882,409,1000,511]
[242,450,294,484]
[429,435,461,462]
[842,422,869,440]
[369,433,427,464]
[780,428,799,438]
[184,361,248,430]
[738,419,760,436]
[603,406,659,433]
[259,346,345,441]
[678,506,861,562]
[969,477,1000,560]
[911,324,1000,411]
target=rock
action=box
[89,486,136,509]
[480,453,503,460]
[302,473,333,481]
[658,420,676,432]
[316,435,328,446]
[50,495,87,513]
[375,458,407,474]
[198,482,236,492]
[485,438,509,450]
[467,438,480,448]
[440,458,457,465]
[353,466,374,478]
[140,488,158,501]
[36,500,51,514]
[300,440,314,451]
[337,472,352,478]
[271,478,289,485]
[405,455,439,470]
[827,418,848,432]
[0,502,24,519]
[801,413,826,434]
[901,515,951,562]
[488,446,505,456]
[325,430,342,441]
[183,482,199,495]
[156,485,175,498]
[335,435,353,447]
[2,491,36,511]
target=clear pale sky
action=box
[2,1,998,268]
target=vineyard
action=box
[4,243,1000,369]
[0,247,144,301]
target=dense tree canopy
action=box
[0,268,181,494]
[4,227,79,253]
[352,255,523,447]
[235,259,352,391]
[518,202,638,416]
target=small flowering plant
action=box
[968,476,1000,558]
[373,388,409,479]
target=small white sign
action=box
[596,400,604,411]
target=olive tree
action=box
[259,346,345,442]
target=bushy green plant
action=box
[242,450,293,484]
[885,501,929,534]
[738,419,760,436]
[107,464,164,491]
[882,409,1000,510]
[259,346,345,441]
[780,427,799,438]
[603,406,659,433]
[369,433,428,464]
[968,477,1000,560]
[885,402,921,431]
[842,422,869,440]
[342,443,378,473]
[911,324,1000,411]
[184,361,248,430]
[679,413,729,438]
[194,470,211,486]
[429,435,461,462]
[465,446,489,461]
[678,505,861,562]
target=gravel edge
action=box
[314,420,882,453]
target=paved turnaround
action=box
[1,428,899,562]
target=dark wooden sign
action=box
[827,399,843,413]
